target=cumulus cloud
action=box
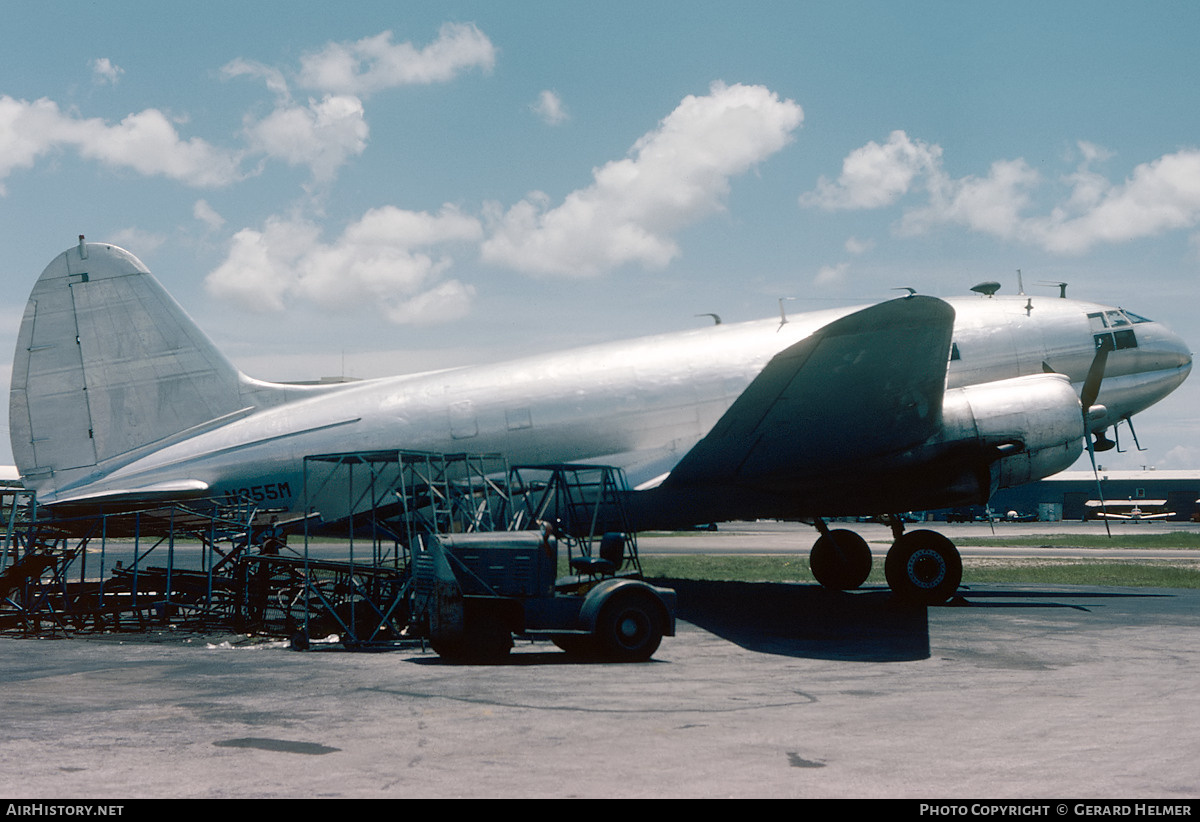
[205,205,483,323]
[802,130,941,210]
[531,90,568,126]
[193,199,225,230]
[1025,148,1200,253]
[222,24,494,184]
[814,262,849,285]
[90,58,124,85]
[482,81,803,276]
[0,95,243,194]
[803,132,1200,254]
[899,157,1040,240]
[221,58,291,100]
[844,236,874,255]
[241,94,369,184]
[296,23,496,97]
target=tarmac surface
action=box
[1,522,1198,799]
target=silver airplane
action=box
[9,240,1193,603]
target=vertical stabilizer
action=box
[10,242,247,493]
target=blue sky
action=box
[2,2,1198,470]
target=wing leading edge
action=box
[664,295,956,489]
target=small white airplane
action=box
[8,239,1192,603]
[1084,500,1175,521]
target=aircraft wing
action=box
[663,295,956,488]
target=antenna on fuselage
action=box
[696,313,722,326]
[1017,269,1025,295]
[778,297,796,329]
[1037,281,1069,298]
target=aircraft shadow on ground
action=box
[403,582,1172,667]
[654,578,931,663]
[948,586,1170,612]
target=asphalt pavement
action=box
[1,564,1196,798]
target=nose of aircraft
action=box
[1156,323,1193,377]
[1137,320,1192,401]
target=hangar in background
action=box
[973,469,1200,522]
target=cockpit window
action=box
[1089,308,1152,328]
[1090,309,1149,351]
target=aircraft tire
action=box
[884,530,962,605]
[594,591,664,662]
[809,529,873,590]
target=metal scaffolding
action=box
[283,449,515,648]
[1,452,641,648]
[0,496,258,636]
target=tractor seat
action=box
[568,532,626,577]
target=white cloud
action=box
[1025,148,1200,254]
[205,205,483,323]
[222,25,494,184]
[844,236,874,255]
[531,90,568,126]
[482,81,803,276]
[296,23,496,97]
[0,95,243,194]
[899,157,1039,240]
[814,262,849,285]
[193,199,225,229]
[107,227,165,255]
[801,130,940,210]
[221,58,291,100]
[803,132,1200,255]
[241,94,369,184]
[90,58,124,85]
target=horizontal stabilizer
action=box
[45,479,211,507]
[664,295,955,488]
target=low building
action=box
[946,469,1200,522]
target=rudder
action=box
[10,241,248,494]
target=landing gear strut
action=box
[807,516,963,605]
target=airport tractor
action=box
[409,523,676,663]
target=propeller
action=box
[1080,345,1112,538]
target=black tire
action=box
[884,530,962,605]
[594,591,664,662]
[809,529,873,590]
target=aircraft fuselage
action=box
[38,294,1191,523]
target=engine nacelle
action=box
[941,373,1085,493]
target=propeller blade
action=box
[1086,435,1112,538]
[1081,345,1109,413]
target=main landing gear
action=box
[807,517,963,605]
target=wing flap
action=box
[665,296,956,487]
